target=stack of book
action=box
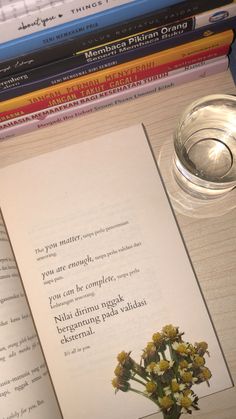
[0,0,236,140]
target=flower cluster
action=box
[112,325,212,419]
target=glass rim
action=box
[177,93,236,123]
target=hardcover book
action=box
[0,124,233,419]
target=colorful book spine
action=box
[0,0,234,76]
[0,29,233,107]
[0,44,230,120]
[0,14,235,101]
[0,57,229,141]
[0,0,186,60]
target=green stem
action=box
[162,412,181,419]
[129,388,154,401]
[162,405,182,419]
[131,376,148,387]
[129,388,160,408]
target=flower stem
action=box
[131,376,148,387]
[162,412,181,419]
[162,406,182,419]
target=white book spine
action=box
[0,0,134,40]
[195,1,236,28]
[0,57,228,141]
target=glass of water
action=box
[173,94,236,199]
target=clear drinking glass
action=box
[173,94,236,199]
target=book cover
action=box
[0,0,234,77]
[0,124,232,419]
[0,0,185,60]
[0,29,233,112]
[0,14,235,100]
[0,57,229,141]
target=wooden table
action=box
[0,69,235,418]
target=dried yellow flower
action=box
[193,355,205,367]
[179,396,192,409]
[199,367,212,381]
[145,381,157,394]
[152,332,163,345]
[162,324,178,339]
[159,396,174,410]
[117,351,129,364]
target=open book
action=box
[0,124,232,419]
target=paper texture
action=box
[0,215,61,419]
[0,124,232,419]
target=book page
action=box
[0,124,232,419]
[0,215,61,419]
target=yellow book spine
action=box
[0,29,233,112]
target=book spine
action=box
[0,0,234,77]
[0,0,183,60]
[0,0,233,61]
[0,57,229,141]
[195,1,236,29]
[0,44,230,120]
[0,1,133,31]
[0,29,233,107]
[1,14,236,100]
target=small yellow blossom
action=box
[198,367,212,381]
[183,389,192,397]
[193,355,205,367]
[146,362,158,373]
[111,377,130,392]
[195,341,209,356]
[172,342,190,356]
[152,332,163,346]
[181,371,197,384]
[114,365,123,377]
[159,360,171,371]
[179,359,189,369]
[145,381,157,394]
[162,324,178,339]
[112,377,120,388]
[158,396,174,410]
[142,342,156,361]
[155,359,174,375]
[171,379,185,393]
[179,395,193,409]
[117,351,129,364]
[146,342,156,354]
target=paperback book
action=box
[0,0,184,60]
[0,124,233,419]
[0,29,233,108]
[0,12,235,99]
[0,0,234,77]
[0,57,229,141]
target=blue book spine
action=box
[1,17,235,102]
[0,0,183,60]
